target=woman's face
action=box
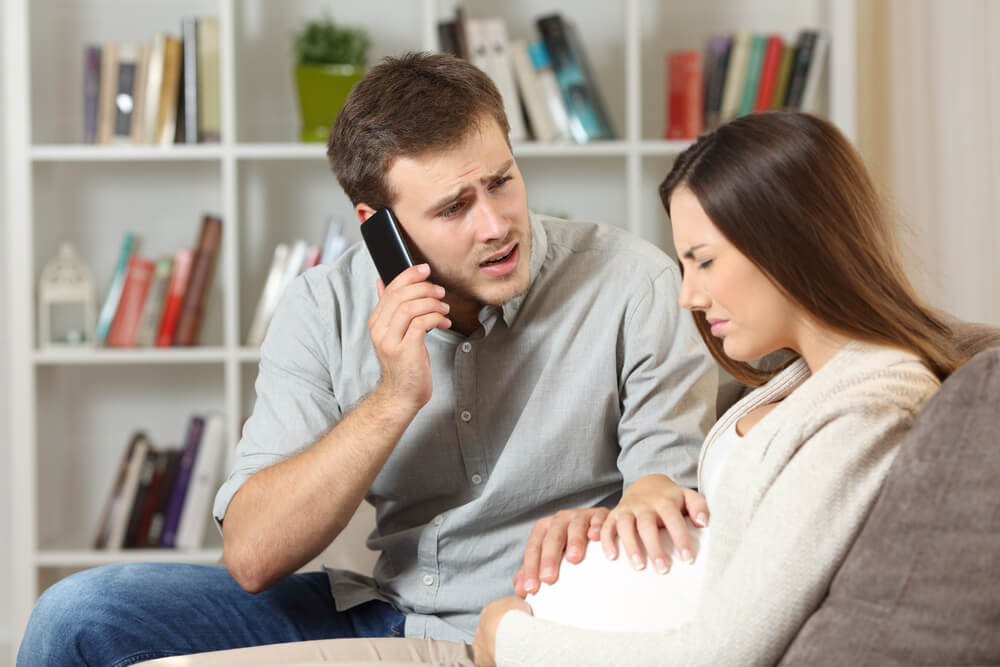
[670,185,804,362]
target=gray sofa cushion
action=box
[779,346,1000,665]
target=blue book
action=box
[159,415,205,548]
[95,232,136,345]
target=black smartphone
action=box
[361,207,416,286]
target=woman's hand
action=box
[513,507,609,597]
[601,474,708,574]
[473,596,533,667]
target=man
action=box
[16,53,714,666]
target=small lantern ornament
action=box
[38,243,97,348]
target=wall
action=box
[0,0,13,659]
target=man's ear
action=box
[355,203,376,224]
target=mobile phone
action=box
[361,207,416,286]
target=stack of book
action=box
[83,16,220,145]
[438,11,615,144]
[93,413,226,551]
[95,214,222,348]
[245,216,350,347]
[665,29,829,140]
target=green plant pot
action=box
[294,64,364,143]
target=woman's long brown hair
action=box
[660,111,961,385]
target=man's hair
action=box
[659,111,962,385]
[326,51,510,210]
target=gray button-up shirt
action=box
[214,213,717,642]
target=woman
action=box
[473,111,962,666]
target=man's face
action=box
[378,117,532,314]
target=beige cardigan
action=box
[496,341,940,667]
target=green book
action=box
[737,35,767,117]
[95,232,136,345]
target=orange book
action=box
[155,248,194,347]
[665,51,703,140]
[753,35,785,112]
[107,256,155,347]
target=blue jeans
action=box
[17,563,405,667]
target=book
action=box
[104,433,152,550]
[320,216,349,264]
[536,13,615,143]
[111,43,140,144]
[136,256,172,347]
[180,16,199,143]
[160,416,205,548]
[145,449,182,547]
[437,20,461,58]
[784,30,819,108]
[665,51,703,140]
[196,17,221,143]
[719,31,752,123]
[174,215,223,346]
[771,44,796,109]
[107,255,156,348]
[527,41,572,141]
[510,39,561,143]
[96,42,119,144]
[155,248,194,347]
[132,449,170,548]
[129,43,151,143]
[452,6,470,61]
[95,232,136,346]
[736,34,767,117]
[245,243,289,347]
[753,35,785,112]
[482,17,527,142]
[123,448,158,548]
[141,34,167,145]
[302,245,321,271]
[93,431,148,549]
[157,36,183,145]
[800,31,829,113]
[702,35,732,131]
[83,45,102,144]
[175,413,226,550]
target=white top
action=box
[699,420,741,503]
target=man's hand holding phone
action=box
[364,209,451,412]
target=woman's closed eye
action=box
[698,258,714,269]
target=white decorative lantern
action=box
[38,243,97,348]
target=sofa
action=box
[140,323,1000,665]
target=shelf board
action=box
[30,144,224,162]
[36,548,223,567]
[237,347,262,363]
[33,347,230,365]
[233,142,328,160]
[512,140,630,158]
[639,139,696,156]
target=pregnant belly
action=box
[526,521,710,632]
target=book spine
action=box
[737,35,767,117]
[155,248,195,347]
[719,31,752,124]
[196,17,221,142]
[771,45,796,109]
[784,30,818,108]
[106,435,151,550]
[157,37,183,146]
[107,255,155,348]
[753,35,785,112]
[483,18,527,142]
[536,14,615,143]
[703,35,732,131]
[160,416,205,548]
[665,51,703,140]
[129,43,151,143]
[96,42,119,145]
[133,450,168,548]
[245,243,289,347]
[83,45,101,144]
[510,40,559,143]
[175,413,226,550]
[800,31,829,113]
[95,232,136,346]
[181,16,199,144]
[123,450,158,548]
[112,44,139,143]
[136,256,173,347]
[527,41,571,141]
[147,449,181,547]
[173,215,223,346]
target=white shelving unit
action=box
[4,0,856,650]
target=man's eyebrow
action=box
[681,244,707,260]
[425,161,515,216]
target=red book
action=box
[665,51,703,140]
[155,248,194,347]
[107,256,155,347]
[754,35,785,112]
[301,245,321,271]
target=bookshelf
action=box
[3,0,856,649]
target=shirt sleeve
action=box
[616,263,717,488]
[213,274,343,526]
[495,396,924,667]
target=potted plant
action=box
[293,15,371,142]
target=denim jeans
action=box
[16,562,405,667]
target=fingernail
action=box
[696,513,708,527]
[631,554,645,570]
[681,549,694,564]
[524,578,537,592]
[419,263,430,274]
[540,567,554,580]
[567,545,581,559]
[604,546,617,561]
[435,285,446,296]
[654,558,669,574]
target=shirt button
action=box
[471,473,483,485]
[461,342,472,353]
[460,410,472,422]
[423,574,435,586]
[433,515,444,526]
